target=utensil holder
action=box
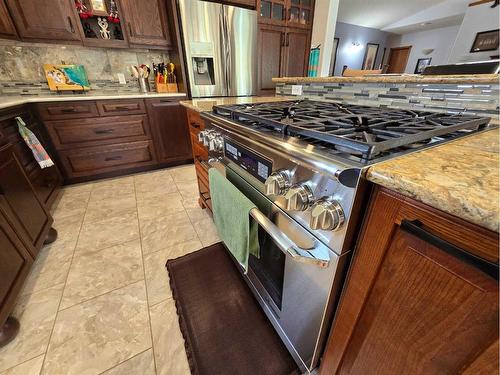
[138,77,150,93]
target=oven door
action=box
[219,164,343,372]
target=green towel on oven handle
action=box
[208,168,260,273]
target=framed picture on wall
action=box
[362,43,379,70]
[414,58,432,74]
[470,29,499,53]
[329,38,339,76]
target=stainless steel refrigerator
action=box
[178,0,257,98]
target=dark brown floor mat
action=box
[166,243,300,375]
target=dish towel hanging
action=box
[16,117,54,169]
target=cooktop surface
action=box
[212,100,491,163]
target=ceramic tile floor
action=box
[0,165,220,375]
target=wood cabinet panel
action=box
[120,0,171,48]
[58,140,157,178]
[320,187,499,375]
[45,115,151,149]
[0,208,33,329]
[36,101,99,120]
[0,143,52,258]
[6,0,81,42]
[0,105,62,209]
[146,99,192,163]
[283,27,309,77]
[257,24,285,94]
[0,0,18,39]
[96,99,146,116]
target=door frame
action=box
[387,45,412,73]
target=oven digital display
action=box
[224,140,272,183]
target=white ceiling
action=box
[336,0,465,32]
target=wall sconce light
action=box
[348,41,363,52]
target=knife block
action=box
[155,77,178,93]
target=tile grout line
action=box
[95,347,153,375]
[38,185,93,374]
[134,175,159,375]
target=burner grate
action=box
[212,100,491,161]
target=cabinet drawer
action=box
[187,109,204,133]
[36,101,99,120]
[45,115,151,149]
[191,134,208,161]
[97,99,146,116]
[59,141,157,178]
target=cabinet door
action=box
[320,187,499,375]
[0,144,52,258]
[257,0,286,25]
[0,0,18,39]
[257,24,285,94]
[283,27,309,77]
[286,0,314,29]
[0,209,33,327]
[120,0,171,48]
[146,100,192,164]
[6,0,81,42]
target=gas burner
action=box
[212,100,491,162]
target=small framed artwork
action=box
[329,37,339,76]
[470,29,499,53]
[414,58,432,74]
[88,0,108,16]
[362,43,379,70]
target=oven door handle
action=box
[249,208,330,269]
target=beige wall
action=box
[311,0,339,76]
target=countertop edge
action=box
[0,92,187,110]
[272,74,500,84]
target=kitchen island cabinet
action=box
[0,0,17,39]
[320,186,499,374]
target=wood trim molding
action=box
[469,0,495,6]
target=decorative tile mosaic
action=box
[276,82,500,119]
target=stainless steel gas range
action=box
[198,100,491,373]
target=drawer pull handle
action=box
[104,156,122,162]
[61,108,77,113]
[113,106,133,110]
[94,129,114,134]
[401,219,499,280]
[190,122,201,129]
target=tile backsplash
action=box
[276,82,500,118]
[0,40,169,94]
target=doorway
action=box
[386,46,412,73]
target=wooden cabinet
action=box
[120,0,171,49]
[146,99,192,164]
[0,105,62,208]
[185,108,211,213]
[257,23,310,94]
[257,24,285,94]
[0,143,53,259]
[258,0,313,28]
[282,27,309,78]
[0,208,33,345]
[0,0,17,39]
[5,0,81,42]
[320,186,499,375]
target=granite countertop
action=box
[0,92,187,110]
[273,73,499,84]
[366,129,499,232]
[180,96,294,112]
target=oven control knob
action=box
[202,130,214,147]
[284,184,313,211]
[197,131,205,144]
[209,135,224,152]
[264,170,291,196]
[310,199,345,231]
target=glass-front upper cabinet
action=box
[287,0,314,28]
[258,0,287,25]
